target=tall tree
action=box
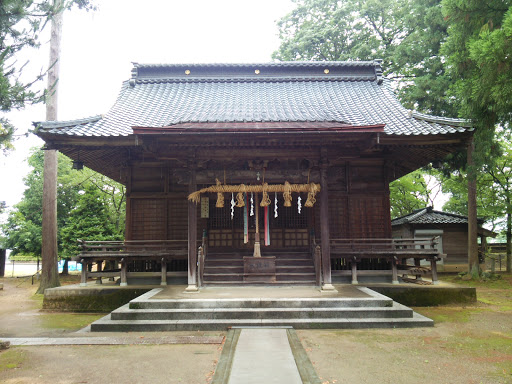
[2,149,126,259]
[0,0,95,152]
[442,0,512,275]
[38,0,64,293]
[273,0,456,116]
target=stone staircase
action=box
[90,287,433,332]
[203,250,316,285]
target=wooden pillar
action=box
[120,258,127,287]
[467,136,480,276]
[80,259,87,287]
[161,258,167,286]
[320,163,334,290]
[186,166,198,291]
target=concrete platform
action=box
[88,287,434,331]
[42,280,476,312]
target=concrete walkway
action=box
[229,329,302,384]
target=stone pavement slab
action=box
[0,335,224,346]
[228,328,302,384]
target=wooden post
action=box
[320,163,334,291]
[96,261,103,284]
[80,259,87,287]
[161,258,167,286]
[391,257,399,284]
[120,258,127,286]
[430,259,439,285]
[351,260,358,285]
[186,166,198,291]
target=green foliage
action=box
[389,169,444,219]
[1,148,125,259]
[273,0,456,116]
[0,0,95,152]
[442,0,512,168]
[441,132,512,234]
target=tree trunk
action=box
[37,1,63,294]
[60,259,69,275]
[467,136,480,278]
[507,204,511,273]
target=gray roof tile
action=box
[391,207,481,226]
[35,61,471,137]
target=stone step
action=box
[128,297,393,310]
[202,281,317,286]
[90,312,433,332]
[203,266,315,275]
[112,304,413,321]
[205,258,313,267]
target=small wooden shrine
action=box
[35,61,473,289]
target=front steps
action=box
[203,251,316,285]
[90,287,433,332]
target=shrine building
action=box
[35,61,472,291]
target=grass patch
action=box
[39,313,104,330]
[0,348,27,373]
[414,306,484,323]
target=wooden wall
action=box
[126,160,392,243]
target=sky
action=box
[0,0,296,220]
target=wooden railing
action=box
[329,237,443,284]
[75,240,188,286]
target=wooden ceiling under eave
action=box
[379,131,473,180]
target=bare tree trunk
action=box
[467,136,480,278]
[507,205,511,273]
[37,1,63,294]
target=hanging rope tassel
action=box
[260,183,271,207]
[283,181,292,207]
[215,179,224,208]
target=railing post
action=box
[314,245,322,287]
[120,258,128,287]
[430,259,439,285]
[80,259,87,287]
[161,258,167,286]
[391,256,399,284]
[351,257,358,285]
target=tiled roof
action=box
[35,61,471,137]
[391,207,481,226]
